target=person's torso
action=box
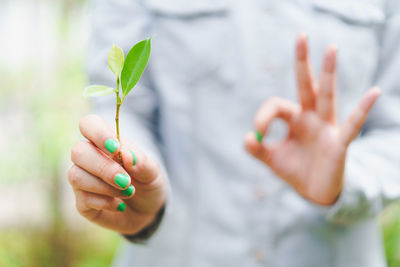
[117,0,387,266]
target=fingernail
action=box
[255,130,263,143]
[117,202,126,212]
[130,150,137,166]
[122,185,135,197]
[114,173,130,189]
[105,139,119,153]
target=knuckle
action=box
[70,141,88,162]
[324,88,334,99]
[80,191,91,208]
[68,165,81,188]
[99,200,110,211]
[150,173,165,191]
[136,153,149,172]
[262,153,271,164]
[266,96,280,106]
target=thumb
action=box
[120,145,160,184]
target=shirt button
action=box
[254,185,267,200]
[253,248,265,263]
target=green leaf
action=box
[108,44,125,77]
[83,85,114,98]
[121,38,151,96]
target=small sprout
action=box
[83,85,114,98]
[83,38,152,163]
[121,38,152,97]
[108,44,125,77]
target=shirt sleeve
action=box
[86,0,171,242]
[322,0,400,225]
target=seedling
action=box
[83,38,152,161]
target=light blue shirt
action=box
[87,0,400,266]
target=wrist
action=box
[122,203,166,243]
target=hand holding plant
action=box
[69,39,166,235]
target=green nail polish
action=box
[117,202,126,212]
[114,173,130,189]
[105,139,119,153]
[122,185,135,196]
[255,130,263,143]
[130,150,137,166]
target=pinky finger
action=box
[340,87,381,146]
[74,190,155,235]
[76,190,127,216]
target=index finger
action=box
[254,97,300,139]
[79,114,120,158]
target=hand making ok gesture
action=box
[245,33,380,205]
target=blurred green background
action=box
[0,0,399,266]
[0,0,121,266]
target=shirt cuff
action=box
[311,164,381,225]
[123,204,166,244]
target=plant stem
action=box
[115,76,122,164]
[116,102,121,141]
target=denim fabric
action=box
[87,0,400,266]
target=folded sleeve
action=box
[86,0,171,242]
[323,1,400,225]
